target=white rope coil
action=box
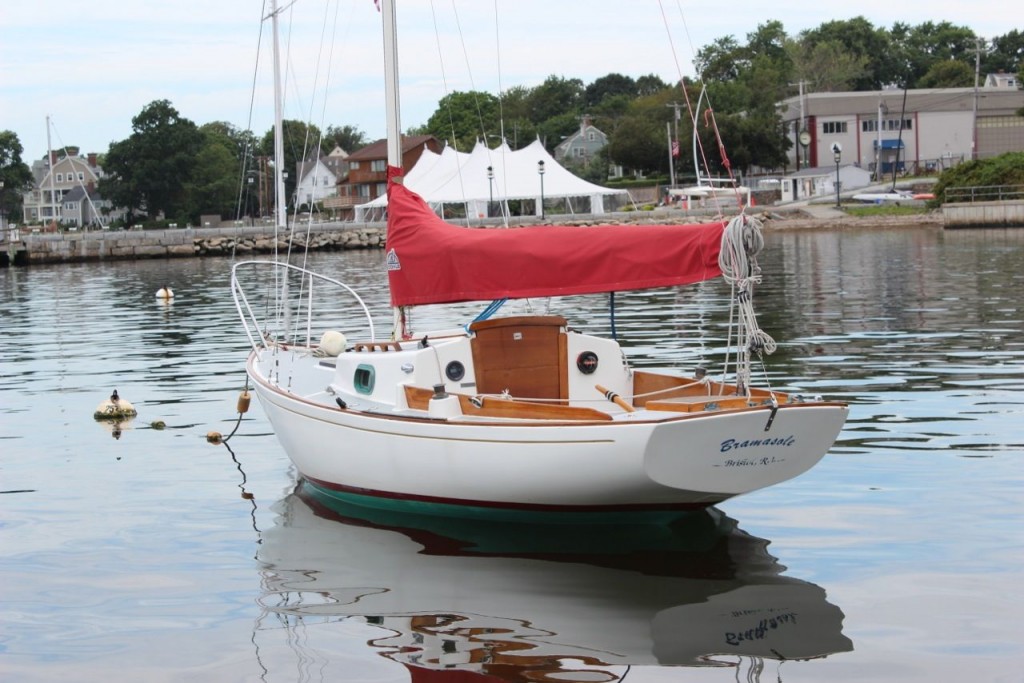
[718,215,775,392]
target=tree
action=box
[423,91,501,150]
[0,131,33,225]
[790,39,869,92]
[323,124,367,154]
[99,100,204,222]
[800,17,896,89]
[606,115,666,175]
[635,74,669,96]
[186,126,244,222]
[984,29,1024,77]
[901,21,979,87]
[917,59,975,88]
[584,73,637,108]
[604,86,687,176]
[695,36,744,82]
[526,76,585,123]
[259,119,323,209]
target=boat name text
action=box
[719,435,796,452]
[725,612,798,646]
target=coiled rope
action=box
[718,214,776,394]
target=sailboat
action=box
[667,86,752,209]
[231,0,848,522]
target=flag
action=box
[671,139,680,158]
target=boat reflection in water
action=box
[256,483,852,681]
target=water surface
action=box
[1,226,1021,682]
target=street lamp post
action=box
[537,160,545,219]
[487,165,494,218]
[831,143,842,209]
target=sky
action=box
[0,1,1010,163]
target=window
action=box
[862,120,877,132]
[77,172,84,181]
[822,121,847,134]
[375,182,387,196]
[322,176,329,186]
[354,364,375,394]
[56,173,64,182]
[371,159,386,172]
[587,132,596,141]
[349,161,361,170]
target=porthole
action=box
[354,364,375,394]
[445,360,466,382]
[576,351,599,375]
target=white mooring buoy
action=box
[94,389,138,420]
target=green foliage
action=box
[932,152,1024,202]
[984,30,1024,75]
[423,91,501,150]
[901,21,978,86]
[184,131,239,222]
[99,100,204,222]
[0,130,33,222]
[790,39,870,92]
[259,119,323,208]
[322,124,366,154]
[917,60,974,88]
[799,17,896,89]
[526,76,584,122]
[845,204,927,217]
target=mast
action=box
[269,0,287,230]
[692,88,707,187]
[381,0,402,172]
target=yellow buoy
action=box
[156,286,174,300]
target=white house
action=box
[294,147,346,209]
[22,151,107,227]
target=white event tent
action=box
[354,138,629,222]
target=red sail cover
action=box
[385,170,725,307]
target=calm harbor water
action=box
[1,226,1022,682]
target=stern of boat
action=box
[642,402,849,496]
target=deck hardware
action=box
[764,398,779,431]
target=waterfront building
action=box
[778,81,1024,176]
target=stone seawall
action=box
[5,225,387,266]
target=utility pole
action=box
[876,98,885,181]
[666,122,676,188]
[788,81,807,169]
[972,37,982,160]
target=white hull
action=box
[245,326,847,518]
